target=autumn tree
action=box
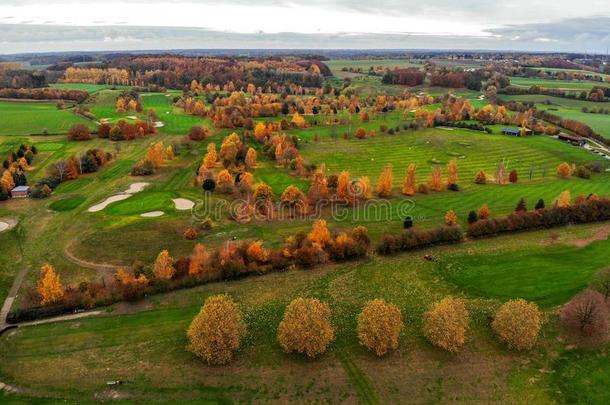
[357,299,403,356]
[153,249,175,280]
[146,142,164,168]
[428,166,442,192]
[291,112,306,128]
[203,143,218,168]
[478,204,491,219]
[216,169,235,193]
[1,170,15,191]
[495,162,507,185]
[492,299,542,350]
[557,162,572,178]
[447,159,458,186]
[187,295,247,365]
[357,176,373,200]
[509,170,518,183]
[277,298,335,358]
[245,147,257,169]
[402,164,417,196]
[37,264,64,305]
[423,297,469,353]
[188,243,209,276]
[376,164,393,197]
[308,219,331,248]
[561,289,608,338]
[336,171,354,203]
[445,210,458,226]
[165,145,175,160]
[515,198,527,213]
[556,191,572,208]
[67,123,92,141]
[474,170,487,184]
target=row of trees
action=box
[186,294,545,365]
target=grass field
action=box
[1,69,610,403]
[499,94,610,138]
[509,77,604,91]
[0,101,94,136]
[1,223,608,403]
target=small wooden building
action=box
[11,185,30,198]
[558,133,586,146]
[502,127,532,136]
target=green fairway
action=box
[439,236,610,307]
[49,83,130,93]
[0,101,94,136]
[48,196,86,211]
[104,191,177,215]
[509,76,604,91]
[299,127,607,185]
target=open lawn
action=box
[0,101,94,136]
[509,77,604,91]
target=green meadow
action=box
[0,101,94,136]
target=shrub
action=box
[560,289,608,339]
[492,299,542,350]
[131,159,156,176]
[188,126,210,141]
[467,210,478,224]
[277,298,335,358]
[423,297,469,353]
[186,295,247,365]
[474,170,487,184]
[575,165,592,179]
[183,227,198,240]
[67,123,92,141]
[357,299,403,356]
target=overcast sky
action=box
[1,0,610,54]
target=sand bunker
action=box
[0,218,17,233]
[173,198,194,210]
[141,211,164,217]
[88,182,149,212]
[125,182,149,194]
[88,194,131,212]
[126,115,137,120]
[154,121,164,128]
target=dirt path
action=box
[0,266,29,331]
[570,224,610,247]
[63,243,121,273]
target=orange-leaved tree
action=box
[402,164,417,196]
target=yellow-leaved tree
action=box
[203,143,218,169]
[37,264,64,305]
[423,297,469,353]
[187,295,247,365]
[277,298,335,358]
[153,249,175,280]
[357,299,403,356]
